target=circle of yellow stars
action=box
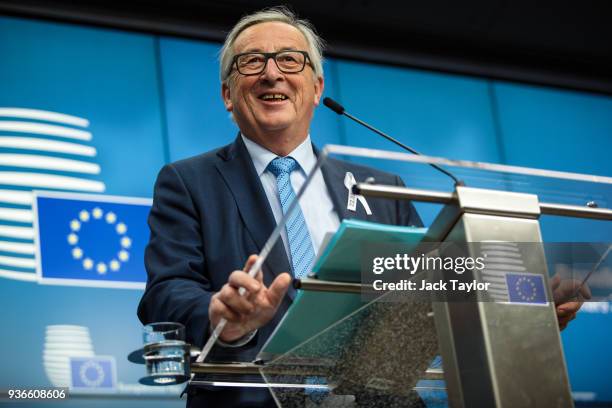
[514,276,537,302]
[67,207,132,275]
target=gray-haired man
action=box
[139,6,422,406]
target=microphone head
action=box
[323,97,345,115]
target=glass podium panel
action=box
[321,144,612,209]
[260,292,441,407]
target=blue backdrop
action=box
[0,14,610,406]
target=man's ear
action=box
[222,82,233,112]
[313,76,324,106]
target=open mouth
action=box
[259,93,289,102]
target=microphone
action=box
[323,97,464,187]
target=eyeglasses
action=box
[230,51,312,76]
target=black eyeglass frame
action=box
[228,50,313,77]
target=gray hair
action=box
[219,6,324,83]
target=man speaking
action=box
[138,6,421,407]
[138,6,584,407]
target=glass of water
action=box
[142,322,190,385]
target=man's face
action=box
[222,22,324,151]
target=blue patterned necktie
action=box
[268,157,315,279]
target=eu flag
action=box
[35,192,151,289]
[70,356,116,390]
[505,273,548,305]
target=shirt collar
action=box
[241,133,316,176]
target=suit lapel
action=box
[215,136,293,298]
[320,156,376,222]
[320,158,351,221]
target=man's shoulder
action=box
[163,138,240,176]
[153,139,239,189]
[170,144,230,171]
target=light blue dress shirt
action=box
[242,134,340,258]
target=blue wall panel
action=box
[158,37,236,161]
[334,61,501,161]
[493,82,612,221]
[493,82,612,176]
[0,16,182,406]
[0,16,166,197]
[309,60,345,148]
[333,61,502,224]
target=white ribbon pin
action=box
[344,172,372,215]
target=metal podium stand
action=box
[353,183,610,407]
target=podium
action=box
[134,145,612,407]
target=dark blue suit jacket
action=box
[138,135,421,407]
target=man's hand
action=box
[551,275,592,331]
[209,255,292,343]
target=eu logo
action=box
[34,191,151,289]
[70,356,116,390]
[505,273,548,305]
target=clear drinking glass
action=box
[142,322,190,385]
